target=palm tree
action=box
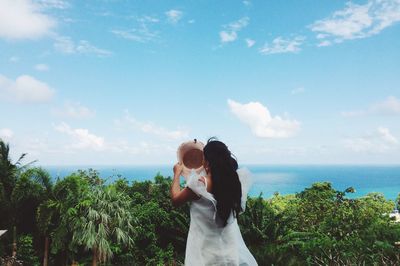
[37,170,86,266]
[45,173,91,266]
[37,201,54,266]
[0,140,35,201]
[72,186,135,266]
[29,168,54,266]
[0,139,34,258]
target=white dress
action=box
[184,168,258,266]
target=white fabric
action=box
[184,168,258,266]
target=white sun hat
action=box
[177,139,205,179]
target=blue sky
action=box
[0,0,399,165]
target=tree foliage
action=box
[1,139,399,265]
[239,182,400,265]
[72,185,135,264]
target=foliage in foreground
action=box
[1,139,400,265]
[240,184,400,265]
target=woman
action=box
[171,138,257,265]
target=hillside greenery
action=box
[1,139,400,266]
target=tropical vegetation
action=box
[1,138,400,265]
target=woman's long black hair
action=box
[203,138,242,226]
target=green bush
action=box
[1,162,399,265]
[17,235,40,266]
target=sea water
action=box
[45,165,400,200]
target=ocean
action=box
[45,165,400,200]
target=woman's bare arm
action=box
[171,162,199,207]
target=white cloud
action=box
[220,31,238,43]
[227,99,300,138]
[0,74,54,103]
[344,127,399,153]
[54,36,74,53]
[310,0,400,45]
[344,137,377,152]
[341,110,365,117]
[21,136,57,156]
[111,16,160,43]
[378,127,398,144]
[76,40,112,56]
[34,63,49,71]
[220,17,249,43]
[245,38,256,47]
[111,29,159,43]
[259,36,305,55]
[317,40,332,47]
[342,96,400,117]
[107,140,175,156]
[36,0,69,9]
[115,112,189,141]
[139,16,160,23]
[0,0,56,40]
[54,36,112,57]
[0,128,14,140]
[55,122,105,150]
[243,0,252,6]
[229,17,250,31]
[165,9,183,24]
[291,87,305,95]
[9,56,20,63]
[53,102,95,119]
[6,131,177,164]
[370,96,400,115]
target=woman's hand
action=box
[173,162,183,177]
[171,162,200,207]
